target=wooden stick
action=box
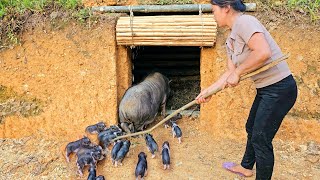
[116,22,216,26]
[117,37,215,40]
[117,26,217,29]
[118,15,214,19]
[112,54,290,141]
[117,18,215,23]
[116,42,215,46]
[117,39,216,42]
[116,29,217,33]
[117,32,216,36]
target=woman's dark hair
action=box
[211,0,246,12]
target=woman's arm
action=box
[226,32,272,87]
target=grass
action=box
[0,0,81,18]
[288,0,320,21]
[0,0,91,49]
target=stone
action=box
[297,55,304,61]
[50,12,59,19]
[299,145,308,153]
[305,154,319,163]
[307,141,320,155]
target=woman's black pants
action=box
[240,75,298,180]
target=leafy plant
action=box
[288,0,320,21]
[74,7,92,23]
[56,0,81,10]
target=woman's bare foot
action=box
[229,164,253,177]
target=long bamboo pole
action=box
[92,3,256,13]
[112,54,290,141]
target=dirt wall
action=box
[116,45,132,103]
[199,19,320,143]
[0,16,121,139]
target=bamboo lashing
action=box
[129,5,134,49]
[116,14,217,46]
[112,54,290,141]
[199,4,204,47]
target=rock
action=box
[305,154,319,163]
[287,145,296,153]
[298,8,305,14]
[176,161,183,166]
[307,141,320,155]
[297,55,304,61]
[280,154,289,160]
[299,145,308,153]
[50,12,59,19]
[287,169,297,176]
[22,84,29,92]
[16,53,21,59]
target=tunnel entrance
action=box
[131,46,200,111]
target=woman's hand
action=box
[195,89,212,104]
[225,69,241,88]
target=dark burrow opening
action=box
[131,46,200,111]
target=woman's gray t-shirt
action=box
[225,14,291,88]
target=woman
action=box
[195,0,297,179]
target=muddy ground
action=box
[0,116,319,179]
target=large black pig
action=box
[119,72,170,133]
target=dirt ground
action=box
[0,116,319,179]
[0,1,320,179]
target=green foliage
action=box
[74,7,92,23]
[56,0,81,10]
[7,30,19,45]
[0,0,82,18]
[0,0,48,16]
[288,0,320,21]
